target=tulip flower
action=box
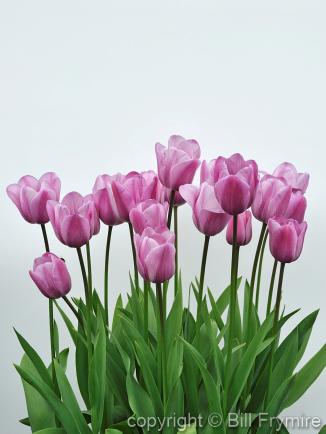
[179,182,231,236]
[268,217,307,263]
[6,172,61,224]
[284,190,307,223]
[134,227,175,283]
[93,173,127,226]
[29,253,71,299]
[273,162,309,193]
[129,199,168,235]
[213,153,259,215]
[111,171,162,221]
[47,192,100,248]
[251,175,292,223]
[226,210,252,246]
[155,135,201,190]
[200,159,216,185]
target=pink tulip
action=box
[284,190,307,223]
[179,182,231,236]
[93,173,127,225]
[273,162,309,193]
[268,217,307,263]
[226,210,252,246]
[155,135,201,190]
[251,175,292,223]
[134,227,175,283]
[214,153,259,215]
[112,171,163,221]
[7,172,61,224]
[200,159,216,184]
[130,199,168,235]
[47,192,100,248]
[29,253,71,299]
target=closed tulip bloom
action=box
[214,153,258,215]
[130,199,168,234]
[226,210,252,246]
[134,227,175,283]
[252,175,292,223]
[47,192,100,248]
[268,217,307,263]
[6,172,61,224]
[273,162,309,193]
[284,190,307,223]
[29,253,71,299]
[155,135,201,190]
[180,182,231,236]
[93,173,127,225]
[112,171,162,221]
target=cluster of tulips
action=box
[7,136,325,434]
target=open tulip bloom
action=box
[6,142,326,434]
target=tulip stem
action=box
[173,206,179,296]
[128,223,139,291]
[62,296,83,326]
[266,260,278,316]
[104,226,113,328]
[76,247,92,372]
[156,282,167,406]
[224,215,239,415]
[86,242,93,307]
[144,280,149,342]
[265,262,285,405]
[246,222,267,340]
[167,190,175,229]
[41,223,50,253]
[255,230,268,309]
[196,235,210,335]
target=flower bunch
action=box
[7,136,325,434]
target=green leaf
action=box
[54,300,79,345]
[75,318,90,408]
[15,329,53,387]
[126,374,155,432]
[318,425,326,434]
[228,313,274,412]
[105,429,123,434]
[283,344,326,409]
[177,424,197,433]
[89,312,107,434]
[54,361,91,434]
[215,277,242,314]
[15,364,80,434]
[166,287,183,352]
[33,429,66,434]
[19,354,56,431]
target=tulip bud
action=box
[129,199,168,234]
[213,153,258,215]
[47,192,100,248]
[273,162,309,193]
[7,172,61,224]
[134,228,175,283]
[251,175,292,223]
[179,182,231,236]
[155,135,201,190]
[29,253,71,299]
[284,190,307,223]
[268,217,307,263]
[226,210,252,246]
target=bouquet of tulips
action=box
[7,136,326,434]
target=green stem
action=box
[265,262,285,404]
[167,190,175,229]
[104,226,113,327]
[173,206,178,296]
[156,282,167,406]
[196,235,210,334]
[144,280,149,342]
[86,242,93,303]
[41,223,50,252]
[76,247,92,371]
[255,230,268,309]
[246,222,267,339]
[266,260,278,317]
[223,215,239,415]
[62,296,83,326]
[128,223,139,291]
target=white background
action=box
[0,1,325,433]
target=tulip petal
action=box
[146,243,175,283]
[214,175,251,215]
[61,215,91,247]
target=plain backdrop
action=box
[0,1,325,433]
